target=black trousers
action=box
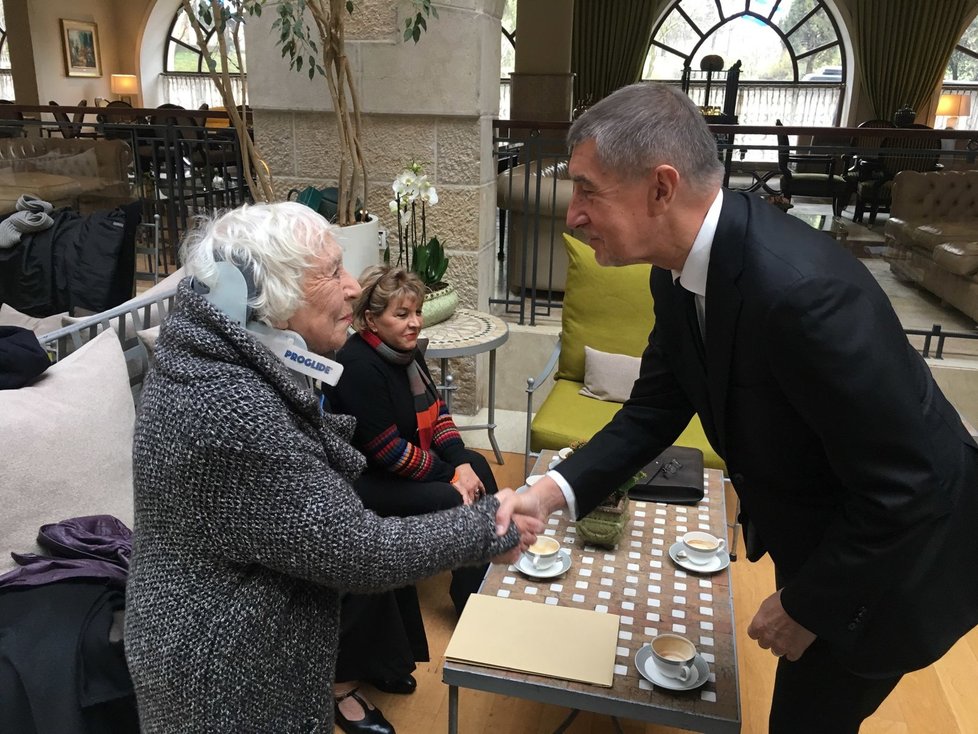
[355,448,499,615]
[768,569,903,733]
[334,590,422,685]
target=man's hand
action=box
[491,488,546,563]
[494,476,567,536]
[746,589,816,661]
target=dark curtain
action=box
[571,0,658,108]
[853,0,973,120]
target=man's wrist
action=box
[543,470,576,517]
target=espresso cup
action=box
[680,530,726,565]
[525,536,561,570]
[649,633,697,681]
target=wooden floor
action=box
[356,449,978,734]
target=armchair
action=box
[775,120,849,215]
[524,234,724,476]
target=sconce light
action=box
[936,93,972,129]
[110,74,139,104]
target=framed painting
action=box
[61,19,102,78]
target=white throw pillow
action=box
[578,345,641,403]
[0,328,134,574]
[0,304,69,335]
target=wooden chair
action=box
[775,120,849,216]
[47,99,96,139]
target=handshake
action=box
[488,475,568,564]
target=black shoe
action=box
[334,688,395,734]
[368,674,417,695]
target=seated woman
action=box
[124,203,541,734]
[329,266,498,615]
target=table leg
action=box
[440,358,452,413]
[486,348,503,465]
[448,684,459,734]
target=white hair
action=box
[180,201,340,325]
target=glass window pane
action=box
[772,0,818,33]
[718,0,747,20]
[799,46,842,81]
[171,46,201,73]
[656,8,699,58]
[789,7,835,56]
[700,17,790,80]
[0,43,9,71]
[679,0,721,31]
[946,49,978,82]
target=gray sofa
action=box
[884,170,978,323]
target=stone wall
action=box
[246,0,505,413]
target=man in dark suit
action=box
[497,83,978,732]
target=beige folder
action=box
[444,594,620,687]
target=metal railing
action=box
[493,119,978,326]
[905,324,978,360]
[0,105,250,271]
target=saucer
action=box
[516,548,572,578]
[668,541,730,574]
[634,646,710,691]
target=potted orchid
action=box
[387,161,456,324]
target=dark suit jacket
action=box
[558,190,978,677]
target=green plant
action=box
[386,161,450,289]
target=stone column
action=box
[510,0,574,122]
[246,0,504,414]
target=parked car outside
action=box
[802,66,843,82]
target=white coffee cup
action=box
[649,633,697,681]
[558,447,574,460]
[680,530,725,565]
[525,536,561,570]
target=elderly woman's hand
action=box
[490,489,544,563]
[451,463,484,505]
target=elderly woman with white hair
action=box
[124,202,540,733]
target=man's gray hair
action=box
[180,201,339,325]
[568,83,725,190]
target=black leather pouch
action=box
[628,446,705,505]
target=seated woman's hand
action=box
[451,463,484,505]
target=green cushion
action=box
[557,234,655,382]
[531,379,725,471]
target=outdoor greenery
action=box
[946,14,978,81]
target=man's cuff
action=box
[546,469,578,518]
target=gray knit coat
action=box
[125,280,519,733]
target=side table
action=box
[421,308,510,464]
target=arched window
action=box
[940,11,977,130]
[162,2,246,108]
[642,0,847,126]
[0,0,14,101]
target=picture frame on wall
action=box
[60,19,102,78]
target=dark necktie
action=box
[676,279,706,367]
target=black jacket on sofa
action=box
[0,201,140,317]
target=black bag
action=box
[628,446,705,505]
